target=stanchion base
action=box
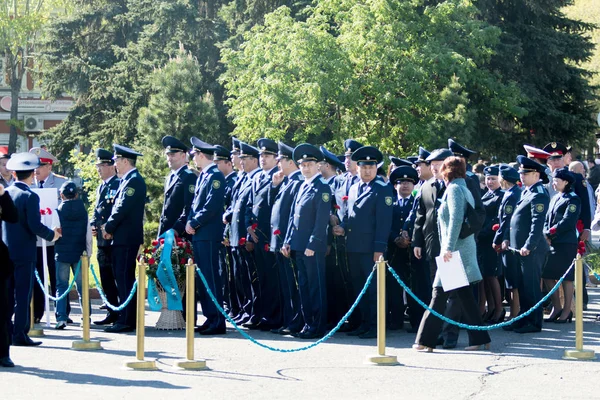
[29,328,44,337]
[72,340,103,351]
[123,359,158,370]
[563,348,596,360]
[365,354,399,365]
[173,359,208,370]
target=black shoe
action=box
[13,336,42,347]
[358,329,377,339]
[271,327,286,334]
[0,357,15,368]
[502,324,514,331]
[555,311,573,324]
[67,318,74,324]
[243,322,262,330]
[33,318,41,324]
[298,331,320,339]
[199,327,226,335]
[514,324,541,334]
[194,324,210,333]
[443,340,457,349]
[93,316,118,326]
[338,323,356,333]
[346,327,368,336]
[104,324,134,333]
[99,303,108,310]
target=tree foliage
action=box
[137,45,220,148]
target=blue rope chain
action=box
[34,261,82,302]
[387,261,574,330]
[90,265,138,312]
[196,265,375,352]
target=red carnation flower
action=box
[549,227,557,235]
[333,204,341,210]
[148,257,156,265]
[46,208,52,215]
[40,209,46,215]
[517,181,522,187]
[492,224,499,231]
[151,240,159,246]
[239,238,247,246]
[180,257,186,264]
[342,196,349,201]
[144,248,151,254]
[576,220,584,234]
[251,223,258,230]
[577,241,586,255]
[264,244,270,252]
[159,238,165,245]
[273,229,281,236]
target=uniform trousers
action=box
[0,279,11,357]
[231,247,253,321]
[408,255,431,328]
[416,285,490,348]
[515,250,546,329]
[347,252,376,331]
[220,244,239,316]
[8,262,35,341]
[326,239,350,326]
[293,251,327,335]
[252,242,281,327]
[387,246,410,328]
[97,246,119,319]
[193,240,224,329]
[111,245,138,327]
[276,252,303,331]
[34,246,70,320]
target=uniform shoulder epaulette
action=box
[375,180,387,186]
[569,192,577,197]
[466,171,475,176]
[536,185,545,194]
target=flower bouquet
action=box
[141,230,193,330]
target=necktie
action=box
[39,180,44,188]
[168,173,176,187]
[358,183,365,197]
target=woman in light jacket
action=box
[414,156,491,352]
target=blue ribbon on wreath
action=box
[147,229,183,311]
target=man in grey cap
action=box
[28,146,69,323]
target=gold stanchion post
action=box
[365,256,398,365]
[72,252,102,350]
[29,295,44,337]
[124,258,158,370]
[563,254,596,360]
[174,259,207,370]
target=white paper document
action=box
[435,251,469,292]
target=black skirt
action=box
[477,238,501,277]
[542,242,577,281]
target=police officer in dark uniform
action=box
[334,146,394,339]
[478,165,504,323]
[244,138,281,330]
[186,137,227,335]
[509,155,550,334]
[387,166,417,330]
[91,149,121,326]
[282,144,332,339]
[4,153,60,346]
[0,174,18,367]
[213,145,239,318]
[493,165,522,322]
[319,145,349,329]
[269,142,303,334]
[223,142,261,326]
[158,136,197,236]
[102,144,147,333]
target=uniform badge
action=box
[126,187,135,197]
[385,196,393,206]
[212,180,221,189]
[322,193,330,202]
[568,204,577,213]
[535,203,544,213]
[505,205,513,214]
[189,185,195,194]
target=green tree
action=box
[137,45,220,148]
[222,1,525,155]
[0,0,68,153]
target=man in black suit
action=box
[91,149,121,326]
[102,144,147,333]
[0,180,18,367]
[158,136,197,237]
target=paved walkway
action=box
[2,289,600,400]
